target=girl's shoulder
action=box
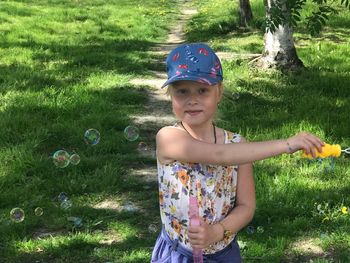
[156,125,184,137]
[156,125,188,146]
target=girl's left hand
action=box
[188,219,223,249]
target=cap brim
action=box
[161,73,221,88]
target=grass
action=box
[0,0,177,262]
[0,0,349,262]
[186,0,350,262]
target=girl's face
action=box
[169,80,223,126]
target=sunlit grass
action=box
[187,0,350,262]
[0,0,174,262]
[1,0,349,262]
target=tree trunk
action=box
[257,0,303,70]
[239,0,253,27]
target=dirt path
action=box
[127,1,258,182]
[127,1,198,182]
[129,4,198,126]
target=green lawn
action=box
[1,0,349,262]
[186,0,350,262]
[0,0,177,262]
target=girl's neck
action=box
[180,121,216,144]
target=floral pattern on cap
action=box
[161,43,223,88]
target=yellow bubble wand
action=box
[302,143,350,159]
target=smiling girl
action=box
[151,43,324,263]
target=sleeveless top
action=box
[157,127,241,254]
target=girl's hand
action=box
[286,132,324,157]
[188,219,223,249]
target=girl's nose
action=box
[187,93,199,105]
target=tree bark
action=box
[257,0,303,70]
[239,0,253,27]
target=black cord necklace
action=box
[180,122,217,144]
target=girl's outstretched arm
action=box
[156,127,324,166]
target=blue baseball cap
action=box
[161,43,223,88]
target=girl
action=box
[151,43,323,263]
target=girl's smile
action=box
[185,110,203,116]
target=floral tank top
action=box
[157,128,241,254]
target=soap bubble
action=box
[58,192,68,202]
[148,224,158,233]
[122,201,138,212]
[74,218,83,228]
[67,216,83,228]
[246,225,255,235]
[138,142,149,152]
[84,128,100,145]
[10,208,25,223]
[60,199,72,210]
[124,126,139,141]
[231,92,240,100]
[52,150,70,168]
[69,154,81,165]
[34,207,44,217]
[323,157,335,173]
[57,192,72,210]
[320,232,329,239]
[257,226,264,234]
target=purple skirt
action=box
[151,228,241,263]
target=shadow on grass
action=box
[219,67,350,139]
[0,170,159,262]
[0,80,157,255]
[184,4,266,45]
[2,210,158,263]
[0,38,163,93]
[186,18,239,43]
[8,236,153,263]
[0,85,148,148]
[215,63,350,261]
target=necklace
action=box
[180,122,217,144]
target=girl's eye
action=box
[198,88,208,94]
[177,89,188,95]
